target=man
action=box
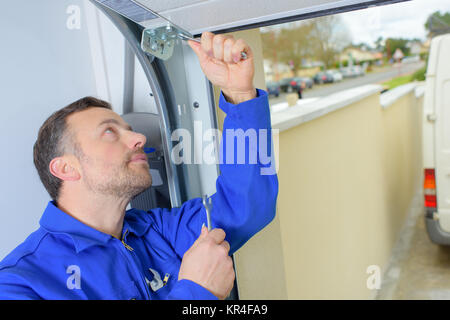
[0,32,278,299]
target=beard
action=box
[79,153,152,199]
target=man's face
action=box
[66,107,152,198]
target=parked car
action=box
[313,72,334,84]
[279,77,295,92]
[326,70,343,82]
[300,77,314,89]
[266,81,280,97]
[288,77,313,92]
[340,67,354,78]
[340,66,365,78]
[352,65,365,77]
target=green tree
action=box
[261,22,315,73]
[384,38,410,59]
[261,30,279,65]
[278,23,315,71]
[308,15,351,69]
[260,15,351,72]
[425,11,450,38]
[374,36,384,52]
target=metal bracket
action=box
[141,24,190,61]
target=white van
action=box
[422,34,450,245]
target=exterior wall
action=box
[277,91,422,299]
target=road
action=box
[376,190,450,300]
[269,61,425,104]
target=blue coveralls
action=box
[0,89,278,299]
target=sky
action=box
[339,0,450,46]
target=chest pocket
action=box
[145,257,181,299]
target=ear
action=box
[49,157,80,181]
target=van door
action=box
[433,35,450,232]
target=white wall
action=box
[0,0,245,261]
[0,0,157,259]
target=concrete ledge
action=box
[270,98,319,113]
[380,82,419,109]
[271,84,382,132]
[415,83,425,98]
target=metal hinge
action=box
[133,1,246,61]
[141,24,187,61]
[132,0,195,61]
[140,25,247,61]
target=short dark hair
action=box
[33,96,112,201]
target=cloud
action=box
[339,0,450,46]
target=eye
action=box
[104,127,116,134]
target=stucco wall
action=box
[276,91,422,299]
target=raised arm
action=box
[147,33,278,300]
[150,33,278,255]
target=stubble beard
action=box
[80,155,152,200]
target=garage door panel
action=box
[95,0,409,34]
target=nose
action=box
[128,131,147,150]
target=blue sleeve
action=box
[212,89,278,253]
[149,89,278,256]
[0,270,41,300]
[167,279,218,300]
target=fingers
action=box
[188,40,208,61]
[201,32,214,57]
[223,38,234,63]
[207,228,226,244]
[232,39,251,63]
[198,32,248,63]
[197,226,227,246]
[212,35,225,60]
[213,35,233,60]
[220,240,230,254]
[193,225,209,246]
[200,224,208,237]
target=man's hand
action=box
[178,226,235,300]
[188,32,256,104]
